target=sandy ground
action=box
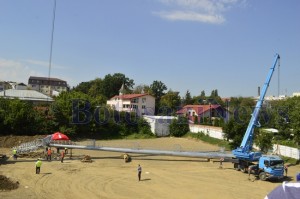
[1,137,300,199]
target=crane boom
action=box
[233,54,280,161]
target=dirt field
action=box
[1,137,300,199]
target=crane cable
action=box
[48,0,56,97]
[278,55,280,98]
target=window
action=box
[142,105,146,109]
[142,98,146,103]
[131,98,139,103]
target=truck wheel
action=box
[233,163,239,171]
[259,172,267,181]
[241,167,247,173]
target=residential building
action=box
[176,104,227,124]
[28,76,68,96]
[292,92,300,97]
[9,82,27,90]
[0,81,11,91]
[107,85,155,116]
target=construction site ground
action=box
[1,137,300,199]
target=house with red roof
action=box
[106,85,155,116]
[176,104,227,124]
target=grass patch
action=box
[125,133,156,139]
[184,132,231,151]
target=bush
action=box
[169,117,189,137]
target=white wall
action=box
[189,124,224,139]
[189,124,300,160]
[143,116,176,137]
[273,144,300,160]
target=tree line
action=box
[0,72,299,151]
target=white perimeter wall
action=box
[189,124,224,139]
[189,124,300,160]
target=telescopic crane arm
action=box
[233,54,280,161]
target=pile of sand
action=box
[0,175,19,191]
[81,155,92,163]
[18,151,45,159]
[0,135,45,148]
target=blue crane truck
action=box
[232,54,285,181]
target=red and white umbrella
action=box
[51,132,69,140]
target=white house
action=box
[106,85,155,116]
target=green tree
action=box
[0,99,38,135]
[169,117,189,137]
[150,80,167,114]
[101,73,135,98]
[87,78,104,97]
[184,90,193,105]
[222,118,248,149]
[72,81,93,94]
[255,130,274,153]
[51,91,93,137]
[160,90,181,115]
[150,80,167,100]
[133,84,151,94]
[200,90,205,98]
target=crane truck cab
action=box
[257,155,284,181]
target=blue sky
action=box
[0,0,299,98]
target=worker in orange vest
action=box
[47,148,52,161]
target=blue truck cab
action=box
[257,155,284,180]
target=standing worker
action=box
[35,158,42,174]
[60,150,65,163]
[284,164,288,177]
[47,148,52,161]
[12,149,17,160]
[248,164,257,181]
[137,164,142,181]
[64,148,68,154]
[219,157,224,169]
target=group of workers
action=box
[12,147,68,175]
[35,147,68,174]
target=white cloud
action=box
[155,0,244,24]
[155,10,225,23]
[0,58,70,84]
[0,58,43,83]
[23,59,68,69]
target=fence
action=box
[189,124,300,160]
